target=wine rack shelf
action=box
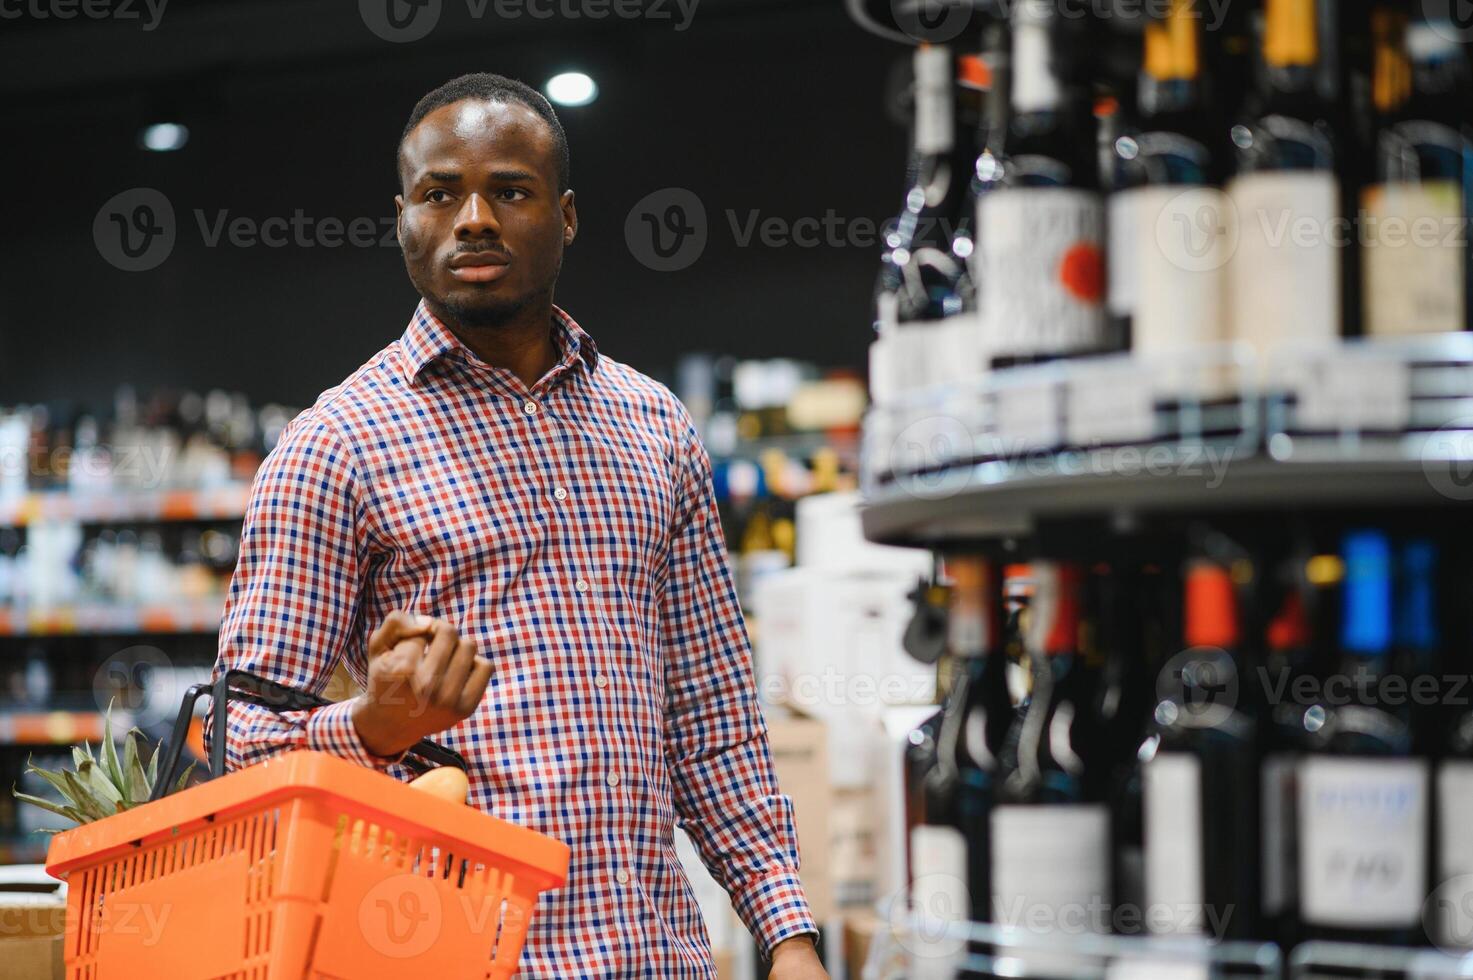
[861,336,1473,546]
[0,484,251,528]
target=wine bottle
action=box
[1142,557,1262,939]
[1296,529,1429,944]
[1259,580,1313,948]
[992,562,1110,973]
[975,0,1107,367]
[909,556,1005,978]
[1111,0,1232,363]
[1361,9,1473,334]
[1228,0,1344,356]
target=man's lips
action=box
[449,252,510,283]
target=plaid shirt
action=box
[203,300,816,977]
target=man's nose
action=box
[455,193,500,238]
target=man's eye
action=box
[426,189,452,203]
[499,189,528,201]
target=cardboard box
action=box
[0,865,67,980]
[766,713,833,923]
[842,910,882,980]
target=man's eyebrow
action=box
[422,170,463,183]
[416,169,538,184]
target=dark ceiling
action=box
[0,0,908,411]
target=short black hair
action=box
[398,72,570,195]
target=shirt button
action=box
[553,487,568,501]
[615,869,630,884]
[606,772,620,787]
[594,674,609,689]
[522,400,539,416]
[575,578,590,593]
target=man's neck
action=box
[436,302,560,390]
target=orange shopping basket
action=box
[44,670,571,979]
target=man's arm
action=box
[202,414,407,772]
[661,414,821,963]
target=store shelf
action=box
[0,836,51,865]
[0,484,251,528]
[0,709,136,745]
[861,336,1473,546]
[0,599,225,636]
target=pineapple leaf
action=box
[71,746,90,770]
[173,760,197,795]
[122,732,148,804]
[60,769,111,821]
[25,764,84,808]
[77,759,124,808]
[100,705,127,799]
[11,789,87,825]
[145,739,160,788]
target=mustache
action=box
[451,243,510,259]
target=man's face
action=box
[396,98,576,329]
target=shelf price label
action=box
[1295,353,1411,433]
[992,379,1062,453]
[1066,361,1156,448]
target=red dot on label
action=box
[1058,243,1104,303]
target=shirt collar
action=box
[399,298,599,386]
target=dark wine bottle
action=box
[1296,529,1429,944]
[991,562,1111,971]
[1141,558,1262,939]
[1229,0,1343,354]
[1361,8,1473,334]
[974,0,1107,367]
[1111,0,1232,363]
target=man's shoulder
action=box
[272,340,409,457]
[590,354,694,436]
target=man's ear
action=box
[394,194,406,247]
[561,189,578,246]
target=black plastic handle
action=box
[148,669,468,802]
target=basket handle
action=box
[148,669,469,803]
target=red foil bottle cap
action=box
[1184,560,1239,649]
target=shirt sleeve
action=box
[660,413,819,959]
[201,413,408,773]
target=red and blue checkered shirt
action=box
[203,300,817,976]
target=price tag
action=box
[1067,361,1156,447]
[1296,353,1411,433]
[1106,958,1208,980]
[992,378,1062,452]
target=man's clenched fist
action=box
[351,611,494,758]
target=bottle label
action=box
[1227,171,1341,358]
[1435,762,1473,949]
[977,189,1106,360]
[1107,191,1139,319]
[991,803,1110,975]
[1131,185,1232,357]
[1361,181,1465,335]
[1143,752,1205,933]
[1298,756,1428,927]
[913,46,954,156]
[1260,752,1295,916]
[909,824,969,979]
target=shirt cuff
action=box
[305,699,409,771]
[731,869,819,960]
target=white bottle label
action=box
[1298,756,1428,928]
[991,803,1110,977]
[1227,171,1341,359]
[1260,752,1295,916]
[913,46,954,156]
[909,824,969,980]
[1435,762,1473,949]
[1362,181,1466,335]
[1135,185,1232,357]
[1108,188,1140,319]
[977,189,1106,360]
[1144,752,1204,934]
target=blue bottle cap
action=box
[1341,530,1392,655]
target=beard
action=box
[405,248,562,331]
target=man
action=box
[203,72,828,979]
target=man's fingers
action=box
[414,619,458,692]
[456,655,495,716]
[438,636,478,706]
[368,611,434,656]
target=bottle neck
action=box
[1139,0,1203,119]
[914,45,956,158]
[1011,2,1062,114]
